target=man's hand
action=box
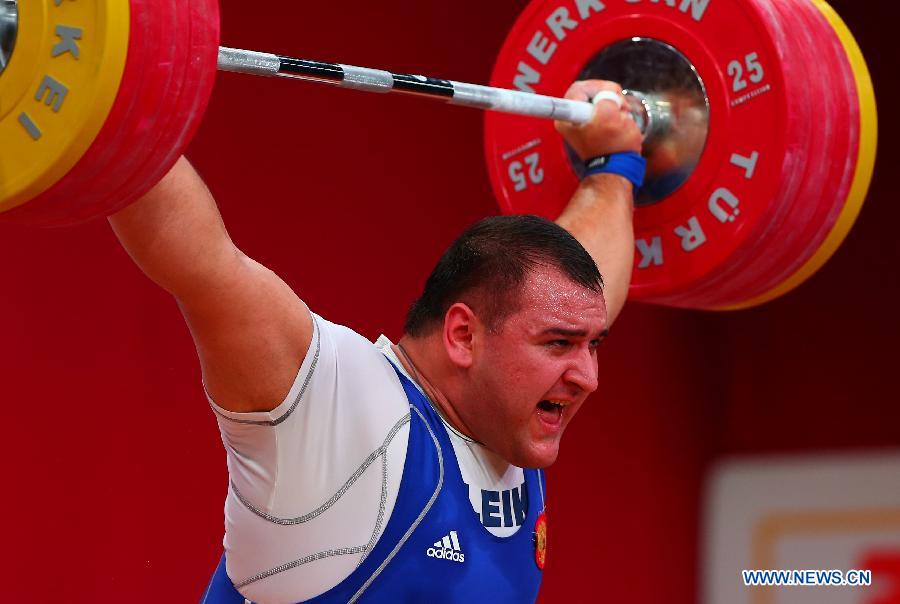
[552,80,643,327]
[555,80,643,160]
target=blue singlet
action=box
[201,362,545,603]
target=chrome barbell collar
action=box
[0,0,17,75]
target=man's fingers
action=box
[592,90,624,110]
[555,79,642,158]
[562,79,623,102]
[590,93,629,125]
[563,81,629,127]
[562,83,591,102]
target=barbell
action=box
[0,0,877,310]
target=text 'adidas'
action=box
[426,530,465,563]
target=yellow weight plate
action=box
[724,0,877,310]
[0,0,129,213]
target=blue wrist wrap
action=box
[583,152,647,189]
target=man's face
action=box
[462,265,608,469]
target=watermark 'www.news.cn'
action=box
[743,569,872,587]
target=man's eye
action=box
[549,340,570,348]
[589,339,602,349]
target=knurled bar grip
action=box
[216,46,596,125]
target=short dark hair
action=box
[404,215,604,336]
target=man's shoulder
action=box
[314,314,395,368]
[315,314,392,355]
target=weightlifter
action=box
[110,80,643,603]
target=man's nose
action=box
[563,347,599,393]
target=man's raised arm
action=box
[109,157,312,413]
[554,81,644,326]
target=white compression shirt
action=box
[209,313,527,604]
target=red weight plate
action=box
[656,0,832,307]
[4,0,219,226]
[725,0,859,304]
[679,0,859,308]
[3,0,181,225]
[485,0,805,307]
[93,0,220,220]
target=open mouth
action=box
[536,400,564,425]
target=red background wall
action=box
[0,1,896,602]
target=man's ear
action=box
[442,303,481,369]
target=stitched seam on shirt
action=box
[355,449,390,570]
[349,404,444,603]
[234,546,371,589]
[269,419,280,513]
[387,347,478,445]
[199,568,216,604]
[209,315,322,427]
[232,409,423,592]
[231,413,410,525]
[538,469,546,510]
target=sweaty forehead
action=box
[514,266,607,328]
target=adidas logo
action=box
[425,530,465,563]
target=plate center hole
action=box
[0,0,18,76]
[570,37,710,208]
